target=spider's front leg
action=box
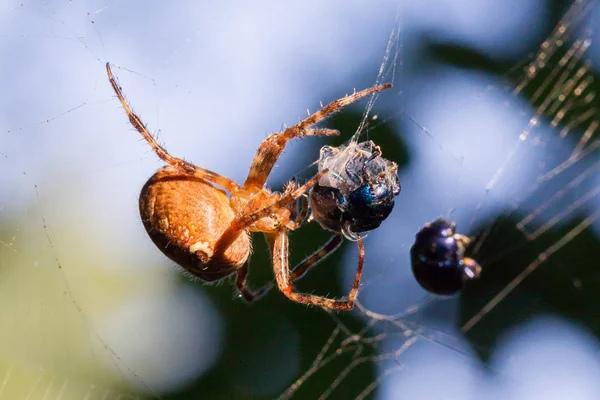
[242,83,392,191]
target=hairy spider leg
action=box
[269,231,364,310]
[287,233,343,282]
[243,83,392,191]
[237,233,344,302]
[106,62,241,193]
[212,169,328,260]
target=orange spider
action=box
[107,63,391,310]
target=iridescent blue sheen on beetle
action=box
[410,218,481,295]
[308,140,400,240]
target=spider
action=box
[106,62,391,310]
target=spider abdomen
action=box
[139,166,250,281]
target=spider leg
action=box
[269,231,364,311]
[106,63,241,193]
[243,83,392,190]
[242,128,338,193]
[288,233,342,282]
[249,233,343,298]
[235,259,271,302]
[292,195,309,228]
[213,169,327,261]
[287,187,309,230]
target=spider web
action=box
[1,1,599,399]
[278,1,600,399]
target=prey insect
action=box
[411,218,482,295]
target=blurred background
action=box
[0,0,599,399]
